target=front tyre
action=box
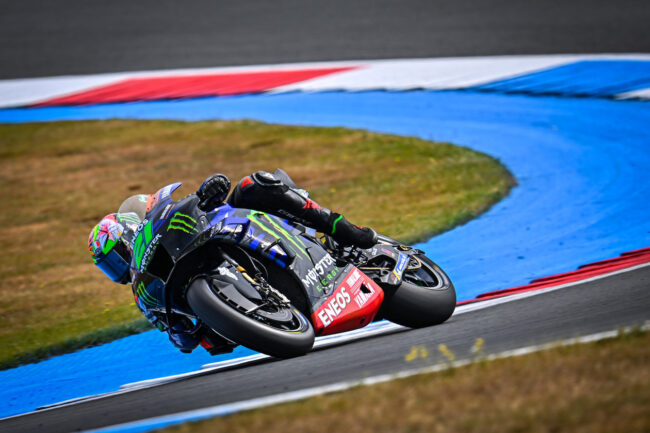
[186,278,315,358]
[382,255,456,328]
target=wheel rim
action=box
[403,256,445,289]
[250,304,310,333]
[212,284,310,333]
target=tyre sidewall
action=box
[383,256,456,328]
[186,278,315,358]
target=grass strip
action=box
[0,119,514,369]
[164,328,650,433]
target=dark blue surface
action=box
[472,60,650,97]
[1,89,649,418]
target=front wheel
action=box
[186,278,315,358]
[382,255,456,328]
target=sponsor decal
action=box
[346,268,361,288]
[131,219,150,265]
[316,268,376,328]
[140,233,162,271]
[317,287,352,327]
[117,213,141,232]
[275,208,300,222]
[159,184,174,200]
[354,286,375,308]
[132,219,164,271]
[246,210,309,260]
[316,267,340,293]
[136,219,148,232]
[168,212,198,234]
[135,279,164,308]
[393,253,409,280]
[160,204,174,220]
[136,281,156,307]
[300,254,336,289]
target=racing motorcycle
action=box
[130,183,456,358]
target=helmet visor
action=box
[96,241,131,284]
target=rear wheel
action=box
[186,277,315,358]
[382,254,456,328]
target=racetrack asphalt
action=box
[2,264,648,433]
[1,0,650,79]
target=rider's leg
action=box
[167,316,200,353]
[228,170,377,249]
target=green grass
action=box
[0,119,515,369]
[163,329,650,433]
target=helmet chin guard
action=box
[89,214,132,284]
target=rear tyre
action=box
[382,255,456,328]
[186,278,315,358]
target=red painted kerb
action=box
[35,66,357,106]
[458,247,650,305]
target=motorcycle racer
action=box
[88,169,377,353]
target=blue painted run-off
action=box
[1,89,650,419]
[472,60,650,97]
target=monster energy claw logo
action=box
[137,281,158,307]
[168,212,198,234]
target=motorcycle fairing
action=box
[130,192,385,333]
[145,182,182,213]
[207,205,385,331]
[208,205,341,305]
[311,266,384,336]
[130,184,210,314]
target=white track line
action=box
[122,260,650,389]
[26,260,650,418]
[34,321,406,412]
[454,261,650,314]
[82,321,650,433]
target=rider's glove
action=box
[197,173,231,211]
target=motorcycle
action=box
[129,183,456,358]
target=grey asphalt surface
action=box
[2,265,649,432]
[1,0,650,79]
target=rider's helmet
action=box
[89,194,149,284]
[89,214,132,284]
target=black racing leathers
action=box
[227,169,377,249]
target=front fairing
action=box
[131,188,208,271]
[130,183,209,313]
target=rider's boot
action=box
[325,213,378,249]
[228,170,377,249]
